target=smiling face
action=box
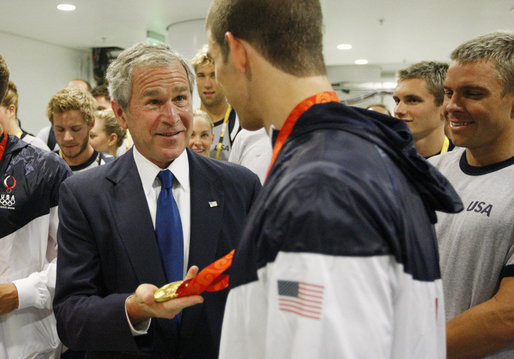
[189,116,214,157]
[113,64,193,168]
[444,60,514,162]
[393,78,444,141]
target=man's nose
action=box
[63,130,74,141]
[162,101,180,121]
[445,94,461,114]
[394,102,405,117]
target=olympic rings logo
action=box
[0,195,15,207]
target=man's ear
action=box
[89,118,95,130]
[112,100,128,129]
[225,32,247,73]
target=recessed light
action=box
[337,44,352,50]
[57,4,76,11]
[354,59,368,65]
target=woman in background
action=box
[89,109,126,157]
[189,109,214,157]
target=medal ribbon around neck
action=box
[265,91,340,179]
[0,131,8,163]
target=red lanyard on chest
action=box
[0,132,8,163]
[265,91,339,179]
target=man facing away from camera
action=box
[206,0,462,358]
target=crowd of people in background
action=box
[0,0,513,358]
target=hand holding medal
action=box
[154,249,235,302]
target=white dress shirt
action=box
[133,146,191,275]
[126,147,191,335]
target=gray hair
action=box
[398,61,449,106]
[106,42,195,111]
[450,31,514,95]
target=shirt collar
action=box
[133,146,190,193]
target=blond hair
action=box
[451,32,514,95]
[47,87,96,126]
[191,45,214,73]
[94,109,127,148]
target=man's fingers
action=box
[184,265,199,281]
[163,294,204,313]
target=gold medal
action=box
[154,280,184,302]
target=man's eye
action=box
[466,91,484,98]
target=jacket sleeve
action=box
[53,180,140,352]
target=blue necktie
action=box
[156,170,184,283]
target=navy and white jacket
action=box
[219,102,463,359]
[0,135,71,358]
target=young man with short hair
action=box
[0,53,71,359]
[47,87,113,172]
[191,45,240,160]
[206,0,462,357]
[430,31,514,358]
[393,61,454,158]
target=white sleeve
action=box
[262,252,395,358]
[124,297,152,336]
[229,130,272,184]
[12,206,59,310]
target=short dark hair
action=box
[206,0,326,77]
[0,55,10,102]
[91,84,110,100]
[397,61,449,106]
[451,32,514,95]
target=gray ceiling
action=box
[0,0,512,82]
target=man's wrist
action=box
[0,283,19,313]
[126,294,149,325]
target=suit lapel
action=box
[107,151,167,286]
[181,150,224,337]
[188,149,224,272]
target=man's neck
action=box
[63,145,95,167]
[465,134,514,166]
[201,101,228,123]
[260,74,334,132]
[415,128,446,158]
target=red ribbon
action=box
[176,249,235,297]
[265,92,340,179]
[0,131,8,164]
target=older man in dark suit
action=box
[53,42,261,359]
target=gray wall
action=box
[0,31,90,135]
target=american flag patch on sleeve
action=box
[277,280,324,320]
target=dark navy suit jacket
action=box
[53,148,261,358]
